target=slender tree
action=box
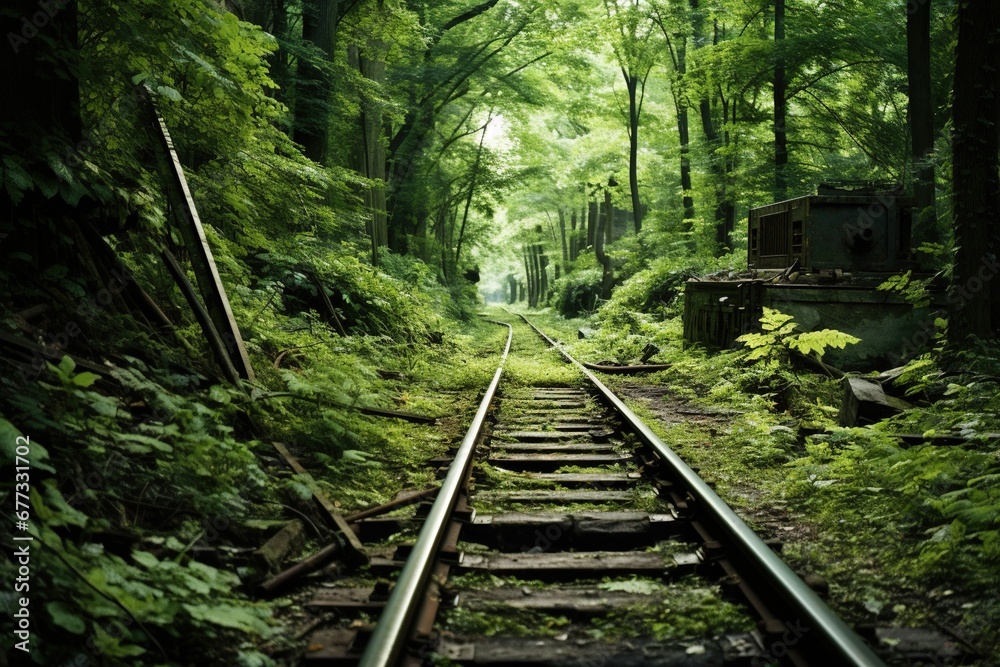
[907,0,936,242]
[950,0,1000,339]
[773,0,788,200]
[294,0,340,164]
[604,0,656,233]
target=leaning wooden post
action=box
[139,87,255,382]
[161,249,243,387]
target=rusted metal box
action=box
[682,280,764,349]
[748,195,913,272]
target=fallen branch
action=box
[345,487,439,523]
[270,442,367,563]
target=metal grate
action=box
[759,211,791,257]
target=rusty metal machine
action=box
[684,185,943,369]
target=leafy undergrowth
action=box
[521,306,1000,664]
[0,286,507,664]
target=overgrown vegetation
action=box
[527,296,1000,662]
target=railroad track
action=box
[300,315,886,667]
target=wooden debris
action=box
[161,248,243,387]
[0,330,112,381]
[16,304,49,321]
[838,377,913,426]
[140,86,255,381]
[639,343,660,363]
[309,273,348,337]
[254,519,305,572]
[344,487,439,523]
[260,540,342,595]
[270,442,367,563]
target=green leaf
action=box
[156,85,183,102]
[72,371,101,387]
[182,602,271,633]
[58,355,76,376]
[114,433,173,453]
[132,550,161,569]
[47,601,86,634]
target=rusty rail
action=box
[357,321,513,667]
[518,313,885,667]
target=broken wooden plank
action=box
[838,377,912,426]
[260,540,342,595]
[140,86,254,382]
[254,519,305,572]
[306,587,384,611]
[270,441,367,562]
[161,248,243,387]
[344,487,439,523]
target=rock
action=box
[254,519,305,572]
[838,378,912,426]
[577,327,596,340]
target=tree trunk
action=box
[294,0,339,165]
[625,72,643,233]
[595,192,614,300]
[676,35,694,222]
[692,1,732,254]
[605,192,614,245]
[523,247,535,307]
[569,210,578,261]
[587,200,598,248]
[558,208,569,265]
[539,248,549,303]
[454,115,491,278]
[907,0,937,244]
[950,0,1000,339]
[773,0,787,200]
[350,43,388,267]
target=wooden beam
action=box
[139,86,255,381]
[270,442,367,562]
[161,248,243,387]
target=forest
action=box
[1,0,999,665]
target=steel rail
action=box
[358,321,513,667]
[519,314,886,667]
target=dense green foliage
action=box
[2,0,1000,663]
